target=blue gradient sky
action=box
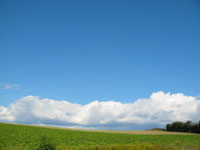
[1,0,200,106]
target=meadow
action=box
[0,123,200,150]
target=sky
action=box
[0,0,200,130]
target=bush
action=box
[150,128,165,131]
[37,136,56,150]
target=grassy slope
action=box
[0,123,200,150]
[4,122,196,135]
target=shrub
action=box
[37,136,56,150]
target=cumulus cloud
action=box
[0,83,21,90]
[0,91,200,130]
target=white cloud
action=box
[0,106,15,122]
[0,83,21,90]
[0,91,200,130]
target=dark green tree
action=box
[184,121,192,132]
[166,124,171,131]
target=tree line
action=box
[166,120,200,133]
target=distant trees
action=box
[166,120,200,133]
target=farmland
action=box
[0,123,200,150]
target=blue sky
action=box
[1,0,200,108]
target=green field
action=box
[0,123,200,150]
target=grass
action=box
[0,123,200,150]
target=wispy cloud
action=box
[0,91,200,130]
[0,83,21,90]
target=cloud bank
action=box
[0,91,200,130]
